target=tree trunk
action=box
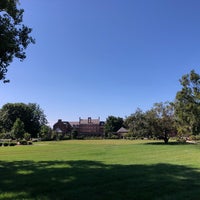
[164,131,169,144]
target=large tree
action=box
[175,70,200,136]
[0,103,47,137]
[124,108,149,138]
[104,116,124,135]
[151,102,176,143]
[125,102,176,143]
[0,0,35,82]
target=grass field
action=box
[1,140,200,200]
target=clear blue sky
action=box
[1,0,200,126]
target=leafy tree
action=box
[39,125,52,140]
[124,108,149,138]
[23,132,31,141]
[151,102,176,143]
[104,116,124,136]
[0,0,35,82]
[0,103,47,137]
[175,70,200,136]
[11,118,25,139]
[125,102,176,143]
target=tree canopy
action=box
[0,103,47,137]
[0,0,35,82]
[104,116,124,135]
[175,70,200,136]
[124,102,176,143]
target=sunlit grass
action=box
[0,140,200,199]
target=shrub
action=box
[3,142,9,146]
[28,141,33,145]
[9,142,17,146]
[24,133,31,141]
[111,135,119,139]
[177,138,186,144]
[189,135,200,141]
[63,135,71,140]
[20,140,28,145]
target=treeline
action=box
[105,70,200,143]
[0,70,199,144]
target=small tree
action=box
[11,118,25,139]
[23,132,31,141]
[39,125,52,140]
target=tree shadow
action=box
[0,160,200,199]
[144,141,194,145]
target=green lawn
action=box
[1,140,200,199]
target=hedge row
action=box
[0,140,32,146]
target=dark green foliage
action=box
[125,108,149,138]
[23,132,31,141]
[0,103,47,137]
[20,139,27,145]
[3,142,9,146]
[11,118,25,139]
[39,125,52,140]
[9,141,17,146]
[175,70,200,135]
[125,102,176,144]
[104,116,124,135]
[71,128,78,139]
[0,0,35,82]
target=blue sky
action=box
[1,0,200,126]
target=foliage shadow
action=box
[0,160,200,199]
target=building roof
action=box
[117,127,128,133]
[69,121,79,126]
[80,118,100,124]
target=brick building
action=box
[53,117,105,136]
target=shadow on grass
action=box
[0,160,200,200]
[144,141,194,145]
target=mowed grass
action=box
[1,140,200,199]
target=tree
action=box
[39,125,52,140]
[11,118,25,139]
[175,70,200,136]
[104,116,124,136]
[0,0,35,82]
[151,102,176,143]
[0,103,47,137]
[125,102,176,143]
[124,108,149,138]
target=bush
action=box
[189,135,200,141]
[111,135,119,139]
[20,140,28,145]
[3,142,9,146]
[63,135,71,140]
[10,141,17,146]
[24,133,31,141]
[177,138,186,143]
[28,141,33,145]
[76,135,84,140]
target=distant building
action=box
[53,117,105,137]
[53,119,72,135]
[117,127,128,138]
